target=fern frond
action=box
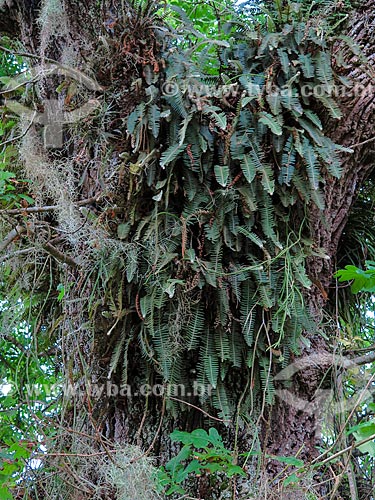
[240,281,257,347]
[302,138,320,190]
[160,143,186,168]
[148,104,161,139]
[186,303,205,350]
[203,105,227,130]
[314,50,333,86]
[298,53,315,78]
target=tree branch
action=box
[0,224,25,252]
[43,242,78,268]
[350,350,375,366]
[0,196,100,216]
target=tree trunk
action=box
[1,1,375,499]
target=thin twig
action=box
[311,372,375,465]
[0,247,35,263]
[168,396,230,423]
[0,196,99,215]
[43,242,78,267]
[0,45,58,64]
[0,111,36,147]
[130,396,166,463]
[316,433,375,467]
[350,135,375,149]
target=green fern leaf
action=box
[277,48,290,76]
[314,51,333,86]
[259,164,275,195]
[240,154,256,184]
[186,303,205,350]
[298,53,314,78]
[280,89,302,115]
[279,136,296,186]
[237,226,264,249]
[258,112,283,136]
[203,105,227,130]
[154,326,172,381]
[108,332,126,379]
[212,382,232,421]
[160,143,186,168]
[148,104,161,138]
[229,328,243,368]
[266,91,281,115]
[303,109,323,130]
[215,330,230,362]
[164,89,188,118]
[299,118,323,146]
[315,94,342,119]
[240,281,256,347]
[127,103,145,134]
[214,165,230,187]
[202,334,219,388]
[302,138,320,190]
[178,114,193,145]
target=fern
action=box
[259,356,275,405]
[258,111,283,136]
[178,114,193,145]
[299,118,324,146]
[164,88,188,118]
[203,105,227,130]
[277,48,290,77]
[229,327,243,368]
[314,50,334,86]
[160,143,186,168]
[212,382,232,421]
[153,325,172,380]
[315,94,342,119]
[108,329,127,379]
[215,330,230,362]
[302,138,320,190]
[279,136,296,186]
[259,163,275,195]
[148,104,161,138]
[266,90,281,115]
[214,164,230,187]
[127,103,145,134]
[240,281,256,347]
[303,109,323,130]
[237,226,264,249]
[199,332,219,388]
[260,191,282,248]
[239,154,256,184]
[280,88,302,116]
[298,53,315,78]
[186,303,205,350]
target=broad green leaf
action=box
[283,472,300,487]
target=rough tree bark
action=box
[1,1,375,498]
[265,3,375,494]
